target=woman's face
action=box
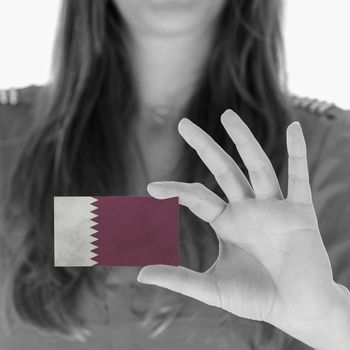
[113,0,227,37]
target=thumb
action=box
[137,265,221,308]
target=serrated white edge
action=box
[54,196,99,266]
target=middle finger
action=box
[220,110,283,200]
[178,118,253,202]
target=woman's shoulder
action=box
[292,95,350,137]
[291,95,350,122]
[0,85,43,109]
[0,85,45,199]
[291,95,350,167]
[0,85,44,140]
[291,95,350,201]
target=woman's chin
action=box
[114,0,225,37]
[140,12,206,37]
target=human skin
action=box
[138,110,350,350]
[113,0,226,37]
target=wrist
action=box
[306,282,350,350]
[276,282,350,350]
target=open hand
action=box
[137,109,348,348]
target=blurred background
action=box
[0,0,349,108]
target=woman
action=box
[1,0,350,349]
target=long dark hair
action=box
[2,0,294,347]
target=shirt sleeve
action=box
[310,117,350,289]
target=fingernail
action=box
[148,182,163,186]
[178,118,194,134]
[137,273,145,283]
[147,183,164,197]
[137,272,153,285]
[224,109,235,115]
[221,109,237,122]
[147,182,162,191]
[178,117,191,126]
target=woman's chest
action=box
[128,123,184,194]
[2,292,260,350]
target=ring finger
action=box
[220,110,283,200]
[178,118,253,203]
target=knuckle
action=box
[215,164,234,180]
[288,174,309,182]
[248,162,269,175]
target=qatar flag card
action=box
[54,196,179,267]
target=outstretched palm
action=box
[137,110,342,344]
[205,198,331,324]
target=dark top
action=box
[0,85,350,350]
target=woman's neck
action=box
[128,27,216,124]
